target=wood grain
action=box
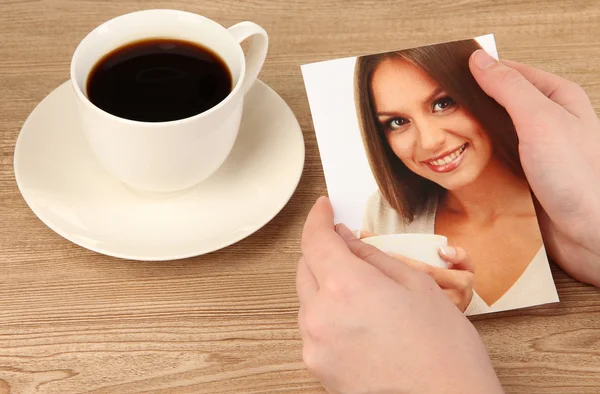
[1,0,600,392]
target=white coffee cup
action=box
[361,234,449,268]
[70,9,269,193]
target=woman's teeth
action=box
[428,144,467,166]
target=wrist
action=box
[554,216,600,287]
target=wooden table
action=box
[2,0,600,392]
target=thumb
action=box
[468,49,557,130]
[438,246,474,273]
[334,224,415,284]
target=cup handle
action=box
[227,21,269,95]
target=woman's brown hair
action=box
[354,39,523,223]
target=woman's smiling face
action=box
[370,57,493,191]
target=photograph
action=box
[301,34,560,315]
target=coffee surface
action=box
[87,38,232,122]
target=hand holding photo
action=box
[361,234,449,269]
[301,34,559,315]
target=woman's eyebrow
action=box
[376,111,401,117]
[423,87,444,104]
[376,87,445,118]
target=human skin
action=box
[298,197,505,394]
[368,57,540,307]
[470,50,600,287]
[297,51,600,393]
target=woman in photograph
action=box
[354,39,558,314]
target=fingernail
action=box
[316,196,330,204]
[440,246,456,258]
[472,49,496,70]
[335,223,357,240]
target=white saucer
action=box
[14,80,305,261]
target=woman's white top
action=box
[363,191,559,315]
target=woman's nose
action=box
[416,121,446,152]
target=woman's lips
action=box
[424,143,468,173]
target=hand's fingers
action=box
[301,197,363,284]
[358,230,377,239]
[389,252,436,275]
[296,256,318,304]
[469,49,564,133]
[302,197,336,239]
[438,246,474,273]
[335,224,415,285]
[427,267,472,290]
[388,250,472,293]
[395,255,464,287]
[444,290,462,308]
[443,289,471,313]
[500,59,596,121]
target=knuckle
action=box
[412,270,437,290]
[301,306,326,340]
[465,271,475,285]
[324,277,343,295]
[463,260,475,274]
[450,294,462,307]
[565,80,586,96]
[420,264,434,276]
[459,275,474,294]
[349,239,381,261]
[459,285,473,298]
[499,67,526,91]
[323,276,356,300]
[302,343,321,374]
[456,246,469,260]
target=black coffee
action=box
[87,38,232,122]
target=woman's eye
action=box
[433,96,456,112]
[386,117,409,131]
